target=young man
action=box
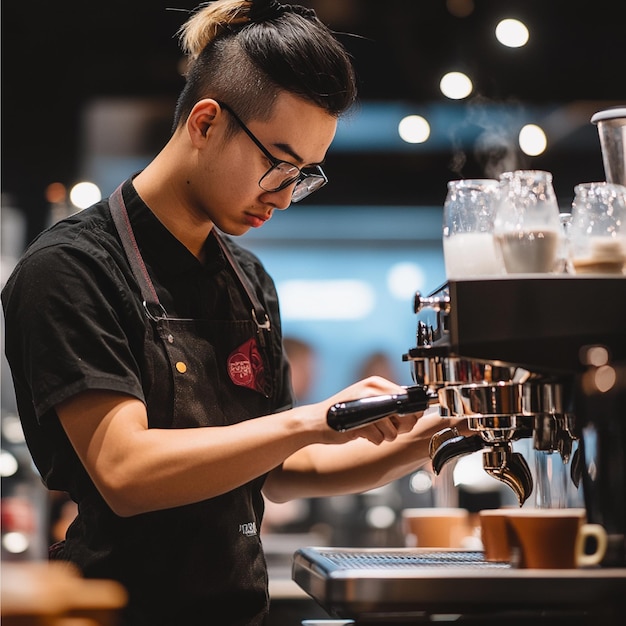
[2,2,463,624]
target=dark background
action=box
[2,0,626,241]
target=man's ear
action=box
[187,99,220,146]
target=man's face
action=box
[193,92,338,236]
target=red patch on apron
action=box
[227,337,266,394]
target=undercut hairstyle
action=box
[172,0,357,133]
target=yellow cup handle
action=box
[575,523,607,567]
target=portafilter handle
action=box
[327,385,430,432]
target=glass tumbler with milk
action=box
[442,179,502,279]
[494,170,563,274]
[568,181,626,275]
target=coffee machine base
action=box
[292,546,626,625]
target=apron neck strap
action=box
[109,184,166,320]
[108,182,270,332]
[213,231,271,333]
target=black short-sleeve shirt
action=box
[3,180,291,489]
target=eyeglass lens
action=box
[260,164,327,202]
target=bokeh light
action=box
[398,115,431,144]
[519,123,547,156]
[440,72,473,100]
[495,18,530,48]
[69,182,102,209]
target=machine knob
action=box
[413,291,424,314]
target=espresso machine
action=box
[406,274,626,566]
[292,109,626,623]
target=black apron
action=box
[62,185,283,626]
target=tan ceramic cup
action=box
[505,508,607,569]
[402,508,470,548]
[479,509,511,562]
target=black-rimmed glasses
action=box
[217,102,328,203]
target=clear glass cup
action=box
[568,182,626,275]
[442,179,502,279]
[494,170,564,274]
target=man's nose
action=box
[265,184,296,210]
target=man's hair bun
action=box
[178,1,249,61]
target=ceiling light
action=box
[495,18,530,48]
[440,72,473,100]
[518,123,547,156]
[398,115,431,144]
[69,181,101,209]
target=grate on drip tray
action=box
[322,550,510,569]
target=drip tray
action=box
[292,547,626,621]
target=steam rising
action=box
[449,96,527,180]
